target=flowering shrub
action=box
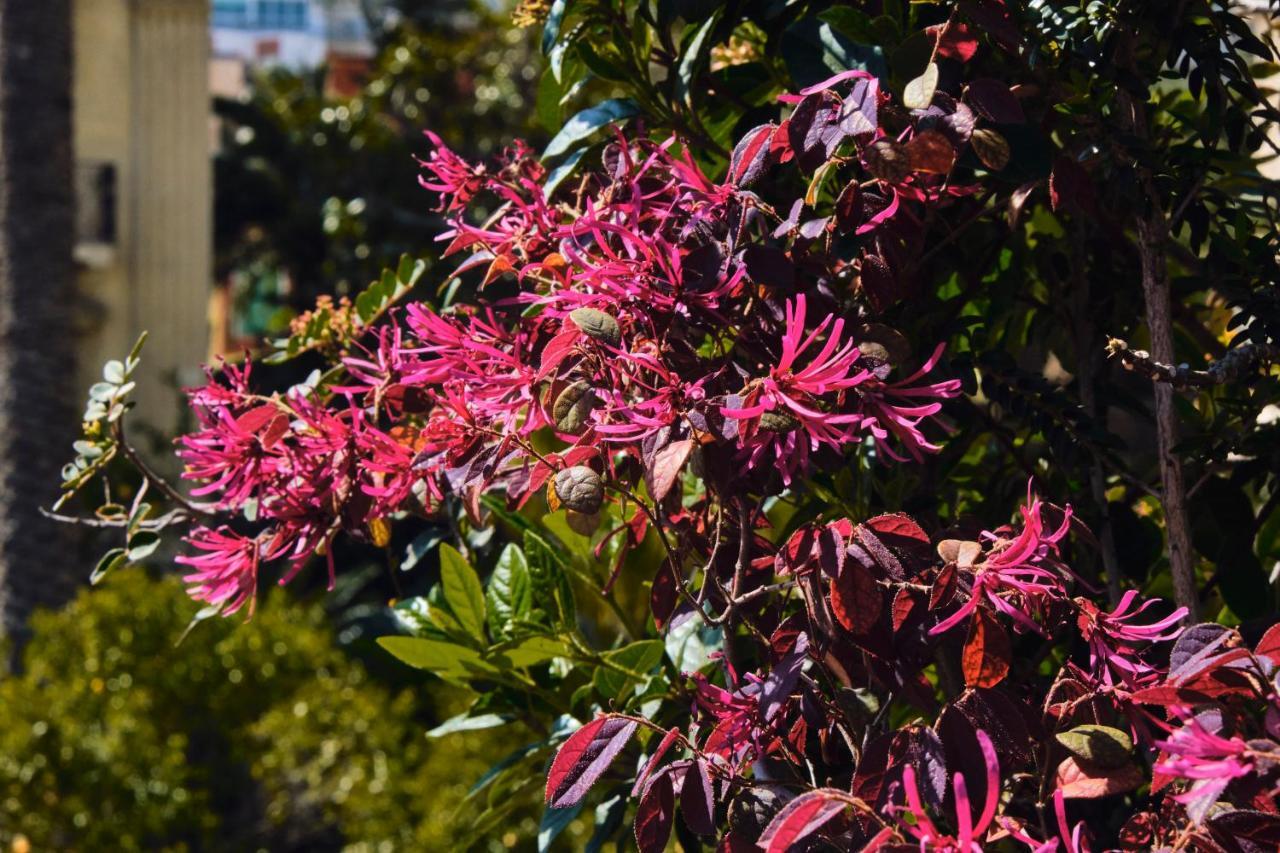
[51,1,1280,849]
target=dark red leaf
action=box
[631,726,681,797]
[645,438,692,504]
[1254,622,1280,665]
[891,586,926,632]
[830,558,881,634]
[835,181,861,234]
[952,688,1034,767]
[1049,155,1096,214]
[680,758,716,835]
[1055,756,1143,799]
[545,715,638,808]
[927,21,979,61]
[760,632,809,722]
[634,772,675,853]
[838,78,878,138]
[758,789,850,853]
[858,252,897,313]
[962,607,1011,688]
[1169,623,1237,681]
[776,525,817,575]
[1207,809,1280,853]
[965,78,1024,123]
[905,130,956,174]
[728,123,776,187]
[929,562,957,610]
[863,513,933,573]
[650,562,678,630]
[817,524,846,578]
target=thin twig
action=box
[1107,336,1279,389]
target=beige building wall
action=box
[73,0,211,440]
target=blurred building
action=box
[73,0,213,439]
[211,0,374,73]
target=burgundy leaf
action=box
[838,78,879,138]
[760,632,809,722]
[905,130,956,174]
[965,78,1024,123]
[962,607,1011,688]
[1055,756,1143,799]
[891,586,926,632]
[863,513,933,571]
[650,562,678,630]
[859,252,897,314]
[757,788,849,853]
[928,21,980,62]
[634,772,676,853]
[830,557,881,634]
[834,181,861,233]
[1169,623,1236,681]
[1207,809,1280,853]
[680,757,716,835]
[1255,622,1280,665]
[545,715,638,808]
[816,523,846,578]
[728,123,776,187]
[646,438,692,504]
[1049,155,1096,214]
[632,726,681,797]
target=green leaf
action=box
[390,596,451,640]
[376,636,498,679]
[903,61,939,110]
[126,531,162,562]
[675,12,720,107]
[593,639,664,697]
[543,147,588,198]
[90,548,128,585]
[539,803,584,852]
[664,611,723,672]
[541,0,569,55]
[486,635,570,668]
[440,543,487,643]
[400,527,444,572]
[780,18,887,90]
[1055,724,1134,769]
[426,712,514,739]
[544,98,639,159]
[486,543,532,640]
[525,530,575,629]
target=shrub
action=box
[0,568,528,850]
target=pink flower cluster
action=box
[172,127,958,613]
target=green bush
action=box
[0,568,527,850]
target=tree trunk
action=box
[1137,210,1199,621]
[0,0,79,639]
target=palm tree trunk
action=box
[0,0,79,638]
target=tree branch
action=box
[1107,336,1279,389]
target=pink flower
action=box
[931,493,1074,637]
[417,130,486,210]
[1076,590,1186,687]
[176,526,261,615]
[895,728,1000,851]
[1155,714,1254,823]
[722,294,871,484]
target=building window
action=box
[75,160,117,247]
[211,0,250,28]
[258,1,309,31]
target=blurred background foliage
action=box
[214,0,542,341]
[0,567,543,851]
